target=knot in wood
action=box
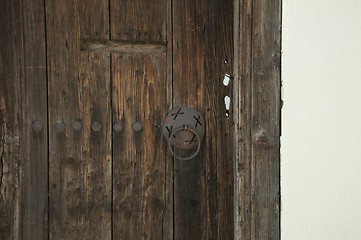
[254,129,271,146]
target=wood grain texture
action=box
[0,1,24,239]
[79,0,109,39]
[236,0,281,239]
[172,0,234,239]
[22,0,48,238]
[80,39,167,54]
[110,0,167,42]
[110,2,172,239]
[46,0,112,239]
[112,53,172,239]
[235,0,253,239]
[251,0,281,238]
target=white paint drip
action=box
[224,96,231,117]
[223,74,231,86]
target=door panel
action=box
[110,0,167,42]
[110,0,171,239]
[112,53,171,239]
[46,0,112,239]
[172,0,234,239]
[1,0,234,239]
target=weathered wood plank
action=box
[235,0,253,239]
[250,0,281,238]
[164,0,174,238]
[110,1,172,239]
[112,53,171,239]
[110,0,167,42]
[47,0,112,239]
[236,0,281,239]
[0,1,24,239]
[172,0,234,239]
[79,0,109,39]
[80,39,167,54]
[22,0,48,238]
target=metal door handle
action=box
[162,107,205,160]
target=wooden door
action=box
[1,0,281,239]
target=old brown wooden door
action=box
[1,0,234,239]
[55,0,235,238]
[48,0,234,239]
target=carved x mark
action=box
[166,126,176,138]
[193,115,202,127]
[185,134,197,145]
[171,108,184,120]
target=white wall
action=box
[281,0,361,239]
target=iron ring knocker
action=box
[163,106,205,160]
[168,126,202,160]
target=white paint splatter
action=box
[223,74,231,86]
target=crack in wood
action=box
[80,39,167,54]
[0,130,5,201]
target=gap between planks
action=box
[80,39,167,54]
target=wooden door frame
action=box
[233,0,281,239]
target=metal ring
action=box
[168,126,201,160]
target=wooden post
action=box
[235,0,282,239]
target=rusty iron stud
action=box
[72,121,82,131]
[113,122,123,133]
[132,121,143,132]
[91,121,102,132]
[32,120,43,132]
[55,122,65,133]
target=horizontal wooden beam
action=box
[80,39,167,54]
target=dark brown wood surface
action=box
[172,0,234,239]
[80,39,167,54]
[236,0,281,239]
[112,53,171,239]
[0,0,281,238]
[111,1,172,239]
[110,0,167,42]
[46,0,112,239]
[235,0,253,239]
[22,0,48,239]
[0,1,24,239]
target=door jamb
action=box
[234,0,282,239]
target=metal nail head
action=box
[91,121,102,132]
[56,122,65,133]
[132,122,143,132]
[32,120,43,132]
[113,122,123,133]
[72,121,82,131]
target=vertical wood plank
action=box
[110,0,167,42]
[111,1,172,239]
[236,0,281,239]
[251,0,281,238]
[0,1,24,239]
[22,0,48,238]
[173,0,234,239]
[236,0,253,239]
[112,53,171,239]
[46,0,112,239]
[164,1,174,238]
